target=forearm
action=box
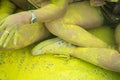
[33,5,66,22]
[13,0,68,23]
[32,0,68,22]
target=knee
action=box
[45,21,63,36]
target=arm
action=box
[6,0,69,24]
[0,0,69,28]
[0,0,68,48]
[33,0,69,22]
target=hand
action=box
[0,11,31,48]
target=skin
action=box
[32,1,120,72]
[45,1,107,48]
[0,0,105,49]
[0,0,108,49]
[0,0,70,49]
[32,38,120,73]
[0,0,118,49]
[0,0,119,49]
[0,0,120,72]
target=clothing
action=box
[90,0,119,6]
[10,0,37,10]
[10,0,83,10]
[72,0,83,2]
[10,0,120,25]
[101,1,120,24]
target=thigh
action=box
[63,1,103,29]
[46,20,108,47]
[45,1,107,47]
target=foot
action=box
[32,38,75,55]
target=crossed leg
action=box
[45,1,108,48]
[32,1,120,72]
[0,1,108,49]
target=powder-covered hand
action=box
[0,11,31,47]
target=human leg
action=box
[45,1,108,47]
[46,21,108,47]
[32,37,120,73]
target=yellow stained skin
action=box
[0,22,51,49]
[0,0,69,49]
[32,2,117,72]
[0,1,106,49]
[46,1,108,48]
[32,38,120,73]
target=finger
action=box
[13,31,17,45]
[0,25,15,46]
[3,29,15,48]
[0,25,6,32]
[0,30,9,46]
[0,19,6,32]
[0,19,5,25]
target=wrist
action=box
[17,11,32,24]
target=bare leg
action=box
[32,1,120,72]
[46,21,108,47]
[32,38,120,73]
[46,1,103,29]
[45,2,108,47]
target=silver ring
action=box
[5,30,10,34]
